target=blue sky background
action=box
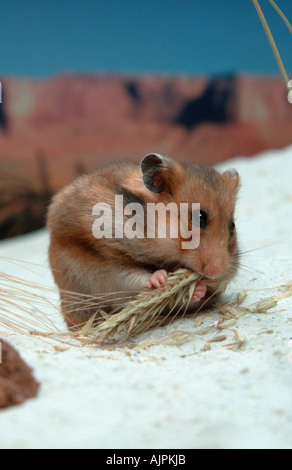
[0,0,291,78]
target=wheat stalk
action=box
[1,262,291,350]
[0,262,226,345]
[84,269,228,344]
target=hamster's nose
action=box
[200,260,223,279]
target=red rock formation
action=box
[0,339,39,409]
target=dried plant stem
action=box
[252,0,292,92]
[267,0,292,34]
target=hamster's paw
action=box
[191,280,207,302]
[145,269,168,289]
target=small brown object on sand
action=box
[0,339,39,410]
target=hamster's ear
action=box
[223,168,240,192]
[141,153,180,194]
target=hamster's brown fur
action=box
[47,153,240,330]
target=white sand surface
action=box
[0,145,292,449]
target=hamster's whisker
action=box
[237,238,291,257]
[237,263,275,281]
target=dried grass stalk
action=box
[85,269,227,344]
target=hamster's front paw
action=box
[145,269,168,289]
[191,280,207,302]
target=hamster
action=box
[47,153,240,330]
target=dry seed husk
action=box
[224,328,246,350]
[217,318,238,330]
[208,334,227,343]
[234,290,247,305]
[250,296,278,313]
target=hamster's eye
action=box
[192,209,208,229]
[199,210,208,229]
[229,220,235,235]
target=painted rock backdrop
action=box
[0,73,291,238]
